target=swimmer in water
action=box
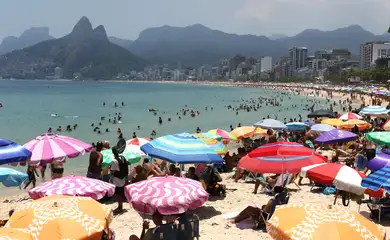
[196,127,201,133]
[48,127,52,133]
[103,102,106,107]
[133,132,137,138]
[114,102,118,108]
[57,126,62,132]
[151,130,156,136]
[158,117,162,124]
[121,101,124,106]
[91,123,94,127]
[106,128,109,132]
[137,126,140,130]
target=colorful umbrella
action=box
[230,126,267,139]
[367,153,390,171]
[140,133,224,164]
[338,119,371,131]
[285,122,308,132]
[0,228,33,240]
[267,203,385,240]
[314,129,357,144]
[0,167,28,187]
[307,109,335,118]
[125,176,208,215]
[362,166,390,192]
[366,131,390,147]
[5,195,112,240]
[249,142,313,158]
[254,119,287,131]
[382,119,390,131]
[321,118,343,127]
[360,105,389,116]
[101,147,141,168]
[0,139,32,165]
[301,163,367,195]
[310,124,335,133]
[198,138,228,155]
[193,132,222,141]
[337,112,362,120]
[28,175,115,200]
[23,134,93,165]
[208,129,237,141]
[126,138,150,146]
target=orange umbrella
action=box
[230,126,267,140]
[267,203,386,240]
[321,118,343,127]
[338,119,372,131]
[5,195,112,240]
[0,228,32,240]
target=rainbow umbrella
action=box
[200,138,228,155]
[193,132,222,141]
[208,129,237,141]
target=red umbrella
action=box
[248,142,314,158]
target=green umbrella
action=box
[366,132,390,147]
[101,148,142,168]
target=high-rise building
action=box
[289,47,308,73]
[360,42,390,70]
[260,56,272,72]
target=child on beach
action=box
[24,164,39,189]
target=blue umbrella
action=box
[304,120,316,127]
[361,166,390,191]
[360,106,389,115]
[254,119,287,131]
[0,167,28,187]
[310,124,335,133]
[141,133,224,164]
[286,122,308,132]
[0,138,32,165]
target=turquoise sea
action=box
[0,80,329,195]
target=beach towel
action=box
[223,211,256,230]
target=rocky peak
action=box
[93,25,109,42]
[71,16,93,38]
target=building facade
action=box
[360,42,390,70]
[289,47,308,75]
[260,56,272,72]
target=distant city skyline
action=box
[0,0,389,40]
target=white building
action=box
[360,42,390,70]
[311,59,328,72]
[260,56,272,72]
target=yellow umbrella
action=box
[338,119,372,131]
[5,195,112,240]
[321,118,343,127]
[267,203,385,240]
[230,126,267,139]
[0,228,32,240]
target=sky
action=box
[1,0,390,40]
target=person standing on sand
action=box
[110,146,128,214]
[24,164,39,189]
[87,142,103,180]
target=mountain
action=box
[108,36,133,49]
[127,24,287,66]
[0,27,54,54]
[268,34,288,40]
[0,17,145,79]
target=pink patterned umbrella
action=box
[23,133,93,165]
[125,176,208,215]
[127,138,151,146]
[28,175,115,200]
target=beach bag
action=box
[113,156,128,179]
[323,186,336,195]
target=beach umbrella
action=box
[307,109,335,118]
[198,138,228,155]
[126,138,150,146]
[239,151,326,174]
[321,118,343,127]
[23,133,93,165]
[382,119,390,131]
[337,112,362,120]
[285,122,308,132]
[0,167,28,187]
[0,228,33,240]
[5,195,112,240]
[125,176,208,215]
[208,129,237,141]
[362,166,390,192]
[304,120,315,126]
[254,119,287,131]
[314,129,357,144]
[193,132,222,141]
[338,119,372,131]
[310,124,335,133]
[267,203,385,240]
[230,126,267,140]
[28,175,115,200]
[140,133,224,164]
[101,147,141,167]
[360,105,389,116]
[0,139,32,165]
[367,152,390,171]
[366,131,390,147]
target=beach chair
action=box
[177,212,200,240]
[260,192,289,224]
[288,173,301,190]
[263,173,292,195]
[153,223,178,240]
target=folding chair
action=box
[177,212,200,240]
[153,223,178,240]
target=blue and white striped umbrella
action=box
[361,166,390,191]
[0,167,28,187]
[140,133,224,164]
[254,119,287,131]
[360,106,389,115]
[286,122,308,132]
[0,138,32,165]
[310,124,335,133]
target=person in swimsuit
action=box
[51,160,64,179]
[87,142,103,180]
[24,164,39,189]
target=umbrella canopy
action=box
[199,138,228,155]
[5,195,112,240]
[254,119,287,131]
[23,134,93,165]
[0,228,33,240]
[126,138,150,146]
[248,142,314,158]
[101,147,141,168]
[304,120,315,126]
[28,176,115,200]
[208,129,237,141]
[230,126,267,140]
[0,139,32,165]
[314,129,357,144]
[307,109,335,118]
[140,133,224,164]
[360,105,389,116]
[301,163,366,195]
[285,122,308,132]
[193,132,222,141]
[321,118,343,127]
[367,153,390,171]
[382,119,390,131]
[338,112,362,120]
[239,151,326,174]
[267,203,385,240]
[0,167,28,187]
[366,131,390,147]
[125,176,208,215]
[338,119,372,131]
[362,166,390,192]
[310,124,335,133]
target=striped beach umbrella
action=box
[101,148,141,167]
[360,105,389,116]
[140,133,224,164]
[0,138,31,165]
[366,131,390,147]
[337,112,362,120]
[362,166,390,192]
[200,138,228,155]
[126,138,150,146]
[193,132,222,141]
[23,134,93,165]
[208,129,237,141]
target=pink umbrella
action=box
[23,133,93,165]
[125,176,208,215]
[28,175,115,200]
[127,138,151,146]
